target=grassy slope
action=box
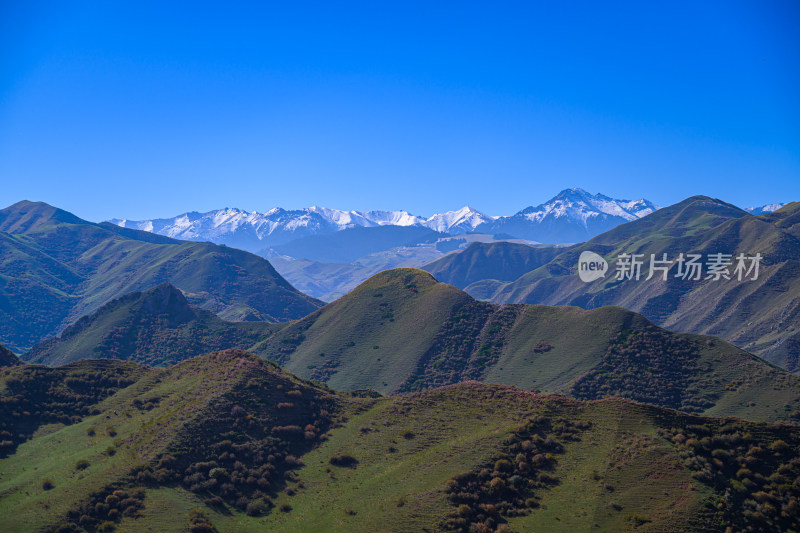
[251,268,471,393]
[5,357,799,532]
[0,201,322,352]
[251,268,800,423]
[24,283,278,367]
[0,351,339,532]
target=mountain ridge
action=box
[425,196,800,371]
[108,189,661,251]
[0,200,322,352]
[23,283,278,367]
[249,267,800,422]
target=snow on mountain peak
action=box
[517,189,658,225]
[109,190,660,250]
[745,203,786,215]
[424,206,495,233]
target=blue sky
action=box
[1,1,798,221]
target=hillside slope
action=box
[251,268,800,422]
[0,201,322,352]
[24,284,278,367]
[431,197,800,371]
[1,352,799,533]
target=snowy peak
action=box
[423,206,495,234]
[517,188,658,225]
[109,190,660,250]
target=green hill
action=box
[251,268,800,422]
[23,284,278,367]
[0,201,322,353]
[1,351,800,532]
[426,197,800,371]
[0,344,20,367]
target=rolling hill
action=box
[427,197,800,372]
[23,283,278,367]
[250,268,800,422]
[1,350,799,532]
[16,262,800,423]
[0,201,322,353]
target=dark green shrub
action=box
[329,453,358,468]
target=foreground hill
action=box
[251,268,800,422]
[1,351,799,532]
[24,283,278,367]
[428,197,800,371]
[0,201,322,352]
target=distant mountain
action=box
[111,205,496,252]
[270,225,444,263]
[423,241,568,288]
[4,351,800,532]
[108,189,657,252]
[24,283,277,367]
[251,268,800,422]
[475,188,659,243]
[0,201,322,352]
[746,202,787,215]
[424,205,495,233]
[431,196,800,371]
[0,344,20,367]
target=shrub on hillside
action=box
[329,453,359,468]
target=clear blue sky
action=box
[1,1,798,221]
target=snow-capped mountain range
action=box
[477,188,659,243]
[109,189,785,253]
[111,205,496,252]
[745,203,786,216]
